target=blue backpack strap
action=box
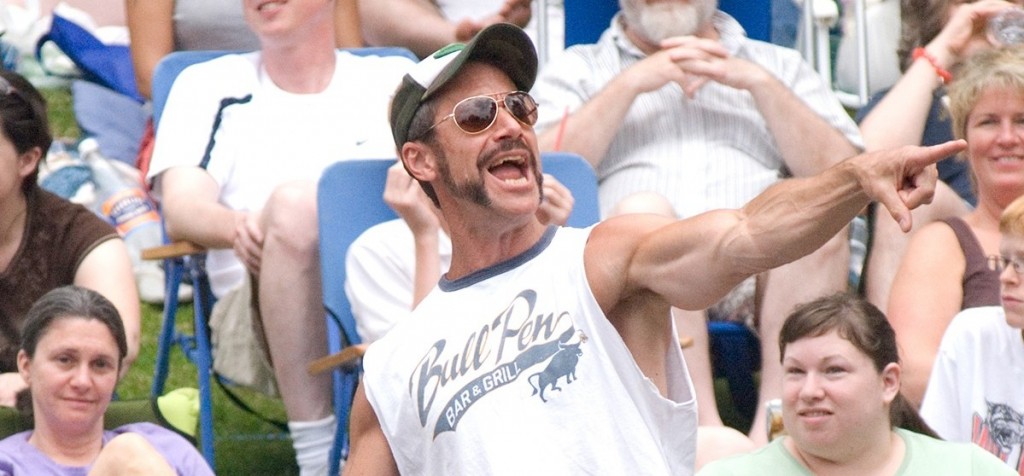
[35,13,143,103]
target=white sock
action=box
[289,415,336,476]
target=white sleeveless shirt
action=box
[362,226,698,475]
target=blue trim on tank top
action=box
[438,225,559,292]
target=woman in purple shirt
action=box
[0,286,212,475]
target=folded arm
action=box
[663,36,859,176]
[158,167,265,274]
[740,63,859,175]
[536,43,701,167]
[157,167,239,248]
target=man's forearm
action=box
[738,140,965,265]
[537,75,639,168]
[858,60,941,151]
[359,0,457,58]
[162,195,239,249]
[750,75,859,176]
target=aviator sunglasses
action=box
[427,91,538,136]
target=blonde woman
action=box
[888,45,1024,406]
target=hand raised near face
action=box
[383,161,441,237]
[928,0,1022,65]
[536,174,574,226]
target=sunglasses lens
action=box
[454,97,498,133]
[505,92,538,126]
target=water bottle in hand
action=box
[989,7,1024,46]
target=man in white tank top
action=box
[343,23,966,475]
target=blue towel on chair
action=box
[72,80,149,166]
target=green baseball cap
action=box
[389,23,538,148]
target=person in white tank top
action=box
[344,22,968,475]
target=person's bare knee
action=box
[695,425,757,471]
[261,180,319,254]
[88,433,175,476]
[608,192,677,218]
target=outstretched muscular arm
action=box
[588,140,966,316]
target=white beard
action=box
[621,0,717,44]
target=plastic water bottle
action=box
[988,7,1024,46]
[79,137,167,302]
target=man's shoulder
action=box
[336,49,414,85]
[349,219,415,259]
[30,188,115,246]
[334,50,414,94]
[337,49,415,68]
[174,52,261,92]
[550,30,621,68]
[736,37,806,69]
[946,306,1005,338]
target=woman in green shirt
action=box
[698,293,1015,475]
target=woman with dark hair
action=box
[0,286,211,475]
[697,293,1014,475]
[0,70,139,408]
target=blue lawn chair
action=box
[144,46,420,470]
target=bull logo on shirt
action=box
[408,289,586,438]
[528,335,586,402]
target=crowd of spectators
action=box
[2,0,1024,474]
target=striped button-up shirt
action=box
[533,12,863,219]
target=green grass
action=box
[40,87,79,140]
[123,303,298,475]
